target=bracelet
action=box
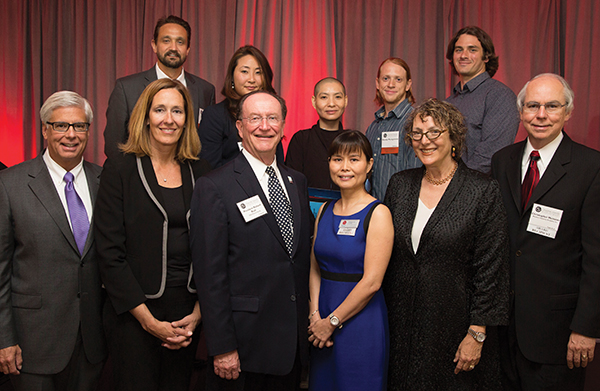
[309,309,319,319]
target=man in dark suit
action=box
[190,91,311,390]
[492,74,600,391]
[0,91,106,390]
[104,15,215,160]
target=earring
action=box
[452,146,456,158]
[231,81,235,89]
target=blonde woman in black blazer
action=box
[95,79,210,391]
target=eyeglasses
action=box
[46,122,90,132]
[522,101,567,114]
[407,128,447,141]
[240,116,282,126]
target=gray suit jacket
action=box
[103,67,216,160]
[0,154,106,374]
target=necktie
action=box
[64,172,90,255]
[266,166,294,255]
[521,150,541,210]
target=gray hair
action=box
[40,91,94,124]
[517,73,574,114]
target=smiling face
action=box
[376,61,412,108]
[152,23,190,70]
[43,106,89,171]
[147,88,186,152]
[452,34,488,83]
[329,149,373,190]
[521,76,571,150]
[411,115,453,170]
[236,93,284,164]
[233,55,264,96]
[312,80,348,128]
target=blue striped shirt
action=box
[366,99,421,200]
[446,72,519,174]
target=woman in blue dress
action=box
[308,130,394,391]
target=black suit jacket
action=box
[190,153,311,376]
[0,154,106,374]
[94,154,211,315]
[491,133,600,364]
[104,67,215,160]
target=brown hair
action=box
[404,98,466,160]
[153,15,191,48]
[446,26,499,78]
[375,58,415,105]
[222,45,276,118]
[120,79,200,161]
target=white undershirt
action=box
[412,198,435,253]
[43,150,93,229]
[521,132,563,183]
[155,63,187,87]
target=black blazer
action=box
[492,133,600,364]
[0,154,106,374]
[190,153,311,376]
[104,67,216,160]
[94,154,211,315]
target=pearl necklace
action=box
[424,162,458,186]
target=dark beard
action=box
[158,50,185,69]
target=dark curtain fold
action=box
[1,0,598,167]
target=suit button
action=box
[80,262,84,267]
[77,292,81,298]
[516,250,522,257]
[290,294,296,302]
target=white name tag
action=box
[526,203,563,239]
[337,219,360,236]
[237,195,268,223]
[381,131,399,154]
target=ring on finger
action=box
[582,355,588,360]
[469,364,475,370]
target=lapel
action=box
[27,154,79,255]
[143,67,158,88]
[280,164,301,256]
[419,162,467,248]
[137,156,168,220]
[525,133,571,212]
[401,168,423,256]
[81,161,101,257]
[184,72,201,125]
[233,154,288,252]
[506,141,526,214]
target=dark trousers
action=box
[103,286,199,391]
[10,329,104,391]
[499,323,586,391]
[205,347,302,391]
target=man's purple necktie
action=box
[64,172,89,255]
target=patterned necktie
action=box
[266,166,294,255]
[521,150,541,210]
[64,172,90,255]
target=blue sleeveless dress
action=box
[309,200,389,391]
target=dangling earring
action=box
[452,146,456,158]
[231,81,235,89]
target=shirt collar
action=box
[453,71,490,94]
[523,131,564,169]
[241,148,279,180]
[375,98,411,120]
[42,149,85,186]
[155,63,186,86]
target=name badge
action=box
[337,219,360,236]
[237,195,268,223]
[381,131,399,154]
[526,203,563,239]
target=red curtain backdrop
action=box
[1,0,599,167]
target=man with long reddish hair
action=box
[366,58,421,200]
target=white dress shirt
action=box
[155,63,187,87]
[521,132,564,183]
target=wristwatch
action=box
[468,327,486,343]
[329,314,343,329]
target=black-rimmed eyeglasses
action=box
[46,122,90,132]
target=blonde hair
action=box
[120,79,200,161]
